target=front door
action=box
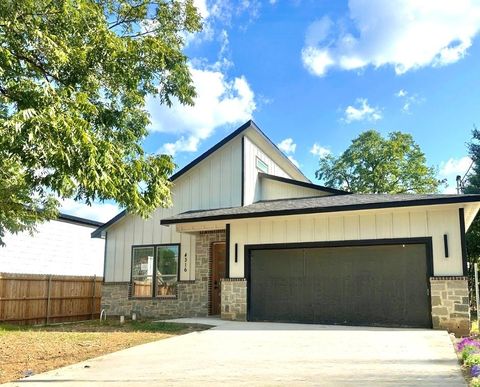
[211,242,226,315]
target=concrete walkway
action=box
[5,319,466,386]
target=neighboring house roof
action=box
[58,213,103,228]
[160,193,480,225]
[259,172,350,195]
[91,120,308,238]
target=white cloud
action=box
[302,0,480,76]
[288,155,300,168]
[60,199,120,223]
[394,89,425,113]
[277,138,296,154]
[440,156,473,177]
[149,65,256,156]
[343,98,382,123]
[439,156,474,193]
[193,0,209,19]
[310,143,331,158]
[301,47,335,77]
[209,0,261,26]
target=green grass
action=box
[0,319,204,334]
[128,320,187,332]
[0,324,25,334]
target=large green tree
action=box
[316,130,441,194]
[0,0,201,244]
[465,128,480,270]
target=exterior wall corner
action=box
[221,278,247,321]
[430,276,470,336]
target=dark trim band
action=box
[58,213,103,228]
[161,195,480,225]
[459,208,468,276]
[102,231,108,283]
[241,136,245,206]
[91,210,127,238]
[258,172,350,195]
[226,224,231,279]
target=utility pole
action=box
[456,175,463,194]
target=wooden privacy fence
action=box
[0,273,102,325]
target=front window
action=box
[156,245,179,297]
[131,245,179,298]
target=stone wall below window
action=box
[101,230,225,319]
[221,278,247,321]
[430,276,470,337]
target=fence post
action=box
[46,275,52,325]
[91,275,96,320]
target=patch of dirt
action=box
[0,321,207,384]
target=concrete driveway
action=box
[6,319,465,386]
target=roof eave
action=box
[91,209,127,238]
[160,195,480,225]
[258,172,350,195]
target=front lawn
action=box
[0,319,208,384]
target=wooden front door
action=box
[211,242,226,315]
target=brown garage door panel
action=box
[249,244,431,328]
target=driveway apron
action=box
[4,320,466,386]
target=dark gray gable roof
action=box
[160,193,480,225]
[58,213,103,228]
[259,172,350,195]
[91,210,127,238]
[92,120,310,238]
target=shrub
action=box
[458,337,480,351]
[472,365,480,378]
[465,354,480,367]
[472,377,480,387]
[462,346,480,362]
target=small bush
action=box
[465,354,480,367]
[472,365,480,378]
[462,345,480,362]
[472,377,480,387]
[458,337,480,351]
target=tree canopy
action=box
[316,130,441,194]
[0,0,201,244]
[464,128,480,270]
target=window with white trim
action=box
[256,156,269,173]
[131,244,179,298]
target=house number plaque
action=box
[184,253,187,272]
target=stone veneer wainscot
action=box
[221,278,247,321]
[101,230,225,319]
[430,276,470,336]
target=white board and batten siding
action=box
[228,205,466,278]
[104,130,313,283]
[260,178,329,201]
[0,220,104,276]
[243,136,292,205]
[104,136,244,282]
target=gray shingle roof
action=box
[161,193,480,225]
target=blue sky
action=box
[61,0,480,221]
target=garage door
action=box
[248,243,432,328]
